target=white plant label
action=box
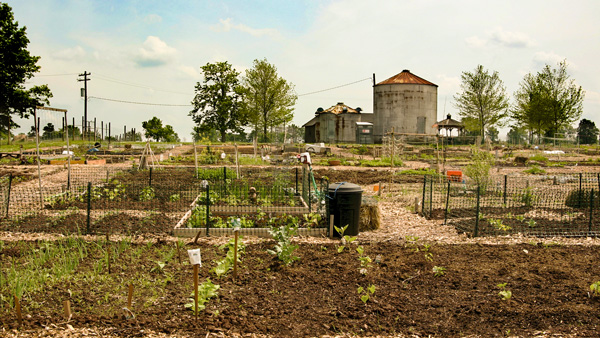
[187,248,202,266]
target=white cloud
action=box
[466,27,534,49]
[532,51,568,68]
[52,46,86,61]
[144,14,162,24]
[134,36,177,67]
[211,18,281,40]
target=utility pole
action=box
[78,71,91,139]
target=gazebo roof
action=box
[432,114,464,130]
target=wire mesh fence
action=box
[0,166,329,237]
[422,173,600,237]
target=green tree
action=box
[161,125,180,142]
[485,126,499,143]
[506,126,528,145]
[453,65,509,140]
[242,58,297,142]
[190,61,246,142]
[512,60,584,138]
[0,3,52,145]
[42,122,55,139]
[142,116,164,141]
[142,116,179,142]
[577,119,599,145]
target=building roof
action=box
[376,69,437,87]
[315,102,362,115]
[432,114,464,129]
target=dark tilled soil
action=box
[2,241,600,337]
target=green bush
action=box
[565,189,600,209]
[529,154,548,162]
[523,165,546,175]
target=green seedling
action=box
[527,219,537,228]
[212,237,245,277]
[497,283,512,300]
[488,218,511,231]
[335,225,357,253]
[357,284,376,303]
[268,223,299,266]
[185,278,220,313]
[432,266,446,277]
[590,281,600,297]
[356,246,372,274]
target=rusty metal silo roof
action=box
[376,69,437,87]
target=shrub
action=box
[529,154,548,163]
[523,165,546,175]
[565,189,600,209]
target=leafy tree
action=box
[142,116,179,142]
[242,58,297,142]
[485,126,499,143]
[190,62,246,142]
[42,122,55,139]
[577,119,599,144]
[0,3,52,144]
[506,126,528,145]
[142,116,164,142]
[161,125,180,142]
[453,65,509,140]
[512,60,584,138]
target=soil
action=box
[2,239,600,338]
[3,145,600,337]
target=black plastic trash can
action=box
[328,182,363,237]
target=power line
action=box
[298,77,371,97]
[88,96,191,107]
[94,74,191,96]
[35,73,79,77]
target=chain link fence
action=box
[421,173,600,237]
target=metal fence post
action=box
[444,181,450,225]
[578,173,583,208]
[474,186,481,237]
[206,184,210,237]
[223,167,227,196]
[5,174,13,218]
[149,167,153,187]
[295,168,298,195]
[590,188,594,234]
[429,176,433,217]
[503,175,507,206]
[421,176,427,216]
[87,182,92,234]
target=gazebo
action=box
[432,114,464,137]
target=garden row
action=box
[423,173,600,236]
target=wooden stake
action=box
[128,284,133,308]
[63,300,72,321]
[329,215,334,239]
[193,264,199,317]
[14,295,22,326]
[233,229,239,279]
[378,182,382,197]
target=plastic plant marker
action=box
[187,249,202,266]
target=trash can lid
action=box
[328,182,363,194]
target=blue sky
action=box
[8,0,600,141]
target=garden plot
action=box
[174,184,327,238]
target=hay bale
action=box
[359,195,381,232]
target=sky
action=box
[7,0,600,142]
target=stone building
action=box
[303,102,374,144]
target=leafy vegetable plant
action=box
[185,278,220,313]
[335,225,357,253]
[497,283,512,300]
[357,284,376,303]
[267,223,299,266]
